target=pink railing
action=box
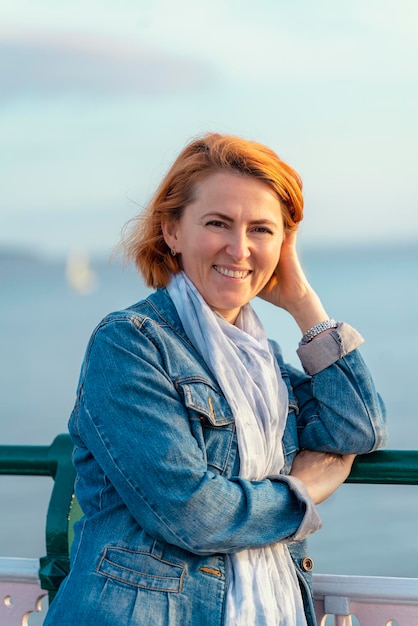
[0,558,47,625]
[2,557,418,626]
[314,573,418,625]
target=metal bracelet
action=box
[300,319,338,344]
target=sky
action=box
[1,0,418,257]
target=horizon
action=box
[1,236,417,265]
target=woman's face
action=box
[163,170,285,323]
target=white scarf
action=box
[167,272,307,626]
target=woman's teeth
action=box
[214,266,250,278]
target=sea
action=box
[1,242,418,618]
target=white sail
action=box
[65,250,98,295]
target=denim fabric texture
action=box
[44,288,386,626]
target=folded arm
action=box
[71,315,321,556]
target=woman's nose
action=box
[225,231,251,261]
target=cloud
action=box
[0,31,215,99]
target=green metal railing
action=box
[348,449,418,485]
[1,435,418,602]
[0,435,76,601]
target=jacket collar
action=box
[144,287,192,344]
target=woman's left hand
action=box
[290,450,356,504]
[258,231,330,333]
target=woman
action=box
[44,133,386,626]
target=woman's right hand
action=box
[258,231,330,334]
[290,450,356,504]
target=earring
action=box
[170,248,176,257]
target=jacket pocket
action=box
[97,546,185,592]
[176,378,237,475]
[176,378,234,426]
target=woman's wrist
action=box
[286,290,330,334]
[297,322,365,375]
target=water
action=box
[1,243,418,588]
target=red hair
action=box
[122,132,304,288]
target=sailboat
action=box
[65,250,98,295]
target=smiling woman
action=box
[123,133,304,289]
[43,132,386,626]
[161,171,285,323]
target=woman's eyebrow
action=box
[201,212,278,226]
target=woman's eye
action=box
[206,220,226,228]
[253,226,273,234]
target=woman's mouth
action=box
[213,266,251,279]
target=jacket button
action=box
[300,557,314,572]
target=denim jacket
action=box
[44,288,386,626]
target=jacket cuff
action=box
[278,475,322,543]
[296,322,364,376]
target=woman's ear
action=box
[161,219,180,253]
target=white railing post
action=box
[324,594,353,626]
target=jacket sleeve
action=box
[283,323,387,454]
[71,314,321,556]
